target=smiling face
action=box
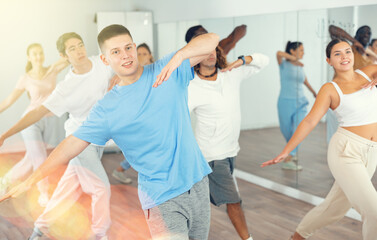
[27,45,45,68]
[137,46,152,66]
[101,34,139,78]
[63,38,87,66]
[326,41,354,72]
[356,26,371,47]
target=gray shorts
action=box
[143,177,210,240]
[208,157,241,206]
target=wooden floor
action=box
[238,122,377,197]
[0,150,364,239]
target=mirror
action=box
[155,3,377,201]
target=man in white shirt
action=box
[187,32,269,240]
[0,32,114,240]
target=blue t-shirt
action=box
[74,52,212,209]
[278,60,306,99]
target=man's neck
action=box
[198,65,217,81]
[119,66,144,86]
[72,58,92,75]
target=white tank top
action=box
[331,69,377,127]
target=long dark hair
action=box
[285,41,302,54]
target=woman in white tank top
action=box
[262,39,377,240]
[0,43,68,206]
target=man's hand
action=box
[153,52,184,88]
[233,25,247,41]
[220,59,243,72]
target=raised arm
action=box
[220,53,269,74]
[0,88,25,113]
[0,135,89,201]
[261,83,333,167]
[0,105,50,147]
[153,33,219,87]
[276,51,301,65]
[219,24,247,56]
[329,25,364,54]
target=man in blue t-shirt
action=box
[4,24,219,239]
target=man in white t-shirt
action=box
[187,33,269,240]
[0,32,114,240]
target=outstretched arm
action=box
[329,25,365,54]
[0,135,89,201]
[276,51,302,66]
[45,57,70,76]
[219,25,247,56]
[0,88,24,113]
[0,105,50,147]
[261,83,333,167]
[153,33,219,87]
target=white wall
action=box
[358,4,377,39]
[133,0,376,23]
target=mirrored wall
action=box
[154,4,377,199]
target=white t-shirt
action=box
[43,55,114,136]
[188,53,269,162]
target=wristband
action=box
[238,55,246,65]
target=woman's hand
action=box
[362,76,377,89]
[261,152,288,167]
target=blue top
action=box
[278,60,306,99]
[74,52,212,209]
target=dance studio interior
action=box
[0,0,376,239]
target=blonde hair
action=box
[25,43,42,73]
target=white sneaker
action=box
[246,234,253,240]
[112,170,132,184]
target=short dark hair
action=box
[325,38,349,58]
[56,32,83,55]
[185,25,208,43]
[285,41,303,54]
[355,25,370,40]
[370,38,377,46]
[97,24,133,52]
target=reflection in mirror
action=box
[156,4,377,203]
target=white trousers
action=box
[297,127,377,240]
[3,115,65,194]
[35,144,111,237]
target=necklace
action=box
[197,68,218,78]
